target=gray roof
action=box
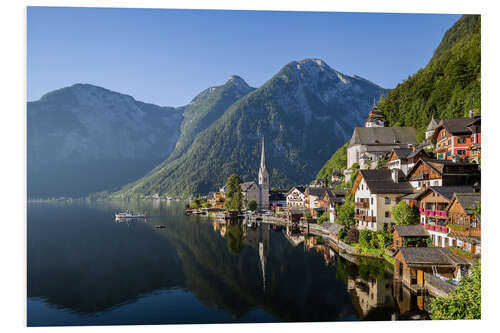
[425,117,439,132]
[400,191,425,200]
[306,187,328,198]
[392,148,413,159]
[286,186,306,196]
[358,169,414,194]
[241,181,258,191]
[349,127,417,147]
[430,186,475,201]
[394,225,429,237]
[325,223,344,235]
[407,147,428,159]
[399,247,471,265]
[436,117,480,136]
[453,192,481,214]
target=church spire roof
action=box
[260,136,267,171]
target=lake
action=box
[27,200,428,326]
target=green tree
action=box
[359,230,374,248]
[430,261,481,320]
[224,174,243,212]
[248,200,258,211]
[471,200,481,217]
[337,200,355,227]
[225,224,244,255]
[318,213,330,225]
[391,201,419,225]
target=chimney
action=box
[391,169,399,183]
[469,110,474,118]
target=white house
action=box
[286,186,307,208]
[351,169,414,232]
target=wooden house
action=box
[392,225,430,250]
[407,158,480,191]
[351,169,414,232]
[412,186,474,247]
[387,147,429,176]
[305,187,328,216]
[446,192,481,255]
[393,247,471,289]
[318,189,346,223]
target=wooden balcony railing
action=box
[354,201,369,209]
[354,215,376,222]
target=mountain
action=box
[28,84,183,198]
[379,15,480,139]
[167,75,255,162]
[315,14,480,181]
[115,58,388,198]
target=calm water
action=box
[27,200,428,326]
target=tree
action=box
[224,174,243,212]
[318,213,330,224]
[391,201,419,225]
[430,261,481,320]
[337,200,355,227]
[248,200,258,211]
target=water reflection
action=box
[27,200,429,326]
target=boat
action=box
[155,225,166,229]
[115,210,146,219]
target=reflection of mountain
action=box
[28,201,427,323]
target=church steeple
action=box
[260,136,267,172]
[258,136,269,210]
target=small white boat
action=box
[115,210,146,219]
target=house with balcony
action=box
[432,113,481,162]
[351,169,414,232]
[318,189,346,223]
[387,147,429,176]
[446,192,481,255]
[413,186,474,247]
[406,158,480,191]
[305,186,329,216]
[286,186,307,209]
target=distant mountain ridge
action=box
[115,58,388,198]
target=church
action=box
[240,136,270,210]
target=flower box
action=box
[424,210,429,215]
[429,225,435,231]
[429,211,435,215]
[419,207,423,213]
[419,222,424,226]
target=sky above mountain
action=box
[27,7,460,106]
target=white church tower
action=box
[258,136,270,210]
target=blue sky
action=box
[27,7,460,106]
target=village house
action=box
[240,181,260,209]
[411,186,474,248]
[351,169,414,232]
[446,192,481,255]
[318,189,347,223]
[331,170,344,186]
[305,187,329,216]
[392,225,430,250]
[209,187,226,209]
[393,247,472,292]
[406,158,480,191]
[269,189,287,210]
[346,107,418,175]
[285,186,307,209]
[387,147,429,176]
[432,112,481,162]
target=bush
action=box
[248,200,258,211]
[359,230,374,248]
[338,228,347,241]
[392,201,419,225]
[430,261,481,319]
[318,213,330,224]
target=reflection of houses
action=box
[446,192,481,255]
[348,277,396,319]
[393,281,428,319]
[407,158,480,191]
[286,186,307,208]
[242,223,270,292]
[352,169,413,231]
[394,247,472,293]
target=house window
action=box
[446,151,451,157]
[457,137,466,144]
[384,197,390,204]
[385,211,390,218]
[371,197,373,205]
[471,136,475,143]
